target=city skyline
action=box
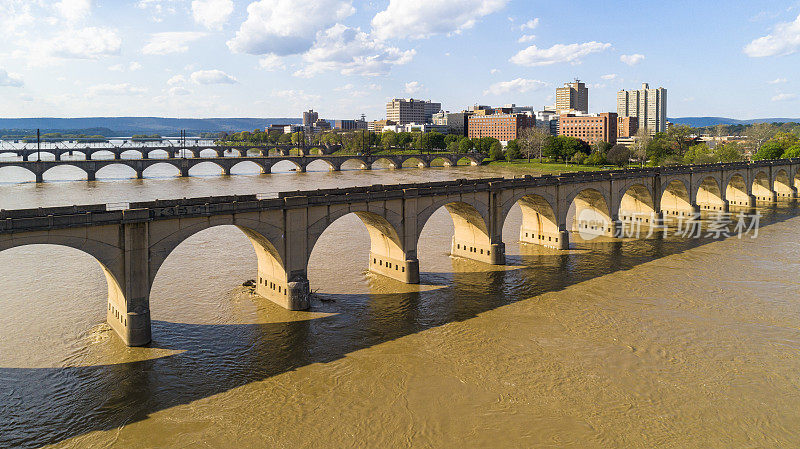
[0,0,799,120]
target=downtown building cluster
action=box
[285,80,667,148]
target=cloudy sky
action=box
[0,0,799,120]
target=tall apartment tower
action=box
[617,83,667,134]
[386,98,442,125]
[555,79,588,114]
[302,110,318,127]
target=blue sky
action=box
[0,0,799,120]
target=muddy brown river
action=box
[1,163,799,448]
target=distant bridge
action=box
[0,143,339,160]
[0,152,486,182]
[1,158,797,346]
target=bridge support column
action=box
[35,172,44,183]
[108,220,152,346]
[520,225,569,250]
[450,238,505,264]
[369,253,420,283]
[298,165,307,173]
[180,167,189,177]
[136,169,144,179]
[87,170,96,181]
[223,166,232,176]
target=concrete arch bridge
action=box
[1,158,797,345]
[0,152,485,182]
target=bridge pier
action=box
[35,172,44,183]
[223,166,232,176]
[87,170,96,181]
[520,225,569,250]
[180,167,189,177]
[108,220,152,346]
[451,238,505,264]
[369,253,420,283]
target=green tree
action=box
[666,125,693,156]
[381,131,397,150]
[397,132,413,148]
[713,142,744,162]
[754,141,784,160]
[606,144,632,167]
[683,143,714,164]
[489,141,503,160]
[782,144,800,158]
[428,132,446,150]
[444,134,460,147]
[458,137,474,153]
[585,151,606,166]
[505,141,521,161]
[747,122,777,153]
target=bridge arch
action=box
[42,164,88,181]
[142,162,181,178]
[660,179,693,216]
[95,163,138,180]
[401,156,428,168]
[564,188,613,239]
[340,158,369,170]
[751,170,773,202]
[725,173,750,206]
[305,158,337,172]
[198,148,221,158]
[230,160,268,175]
[187,160,225,176]
[119,149,144,159]
[26,151,56,161]
[89,150,116,160]
[148,218,296,309]
[618,183,657,223]
[695,176,726,211]
[270,159,304,173]
[417,197,495,263]
[0,233,128,336]
[501,193,561,249]
[371,157,399,169]
[772,168,794,199]
[146,149,170,159]
[307,207,414,283]
[430,156,455,167]
[0,165,36,183]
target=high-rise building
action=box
[302,110,318,127]
[386,98,442,125]
[617,83,667,134]
[432,111,468,136]
[555,80,588,114]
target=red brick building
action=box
[617,116,639,138]
[558,112,618,145]
[467,113,535,142]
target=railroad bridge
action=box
[1,159,798,346]
[0,143,339,160]
[0,152,485,182]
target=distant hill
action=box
[0,117,301,136]
[669,117,800,127]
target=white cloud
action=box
[258,54,286,71]
[87,83,147,96]
[271,89,321,104]
[30,27,122,61]
[192,0,234,30]
[510,42,611,66]
[490,68,499,74]
[620,53,645,65]
[190,69,238,84]
[518,34,535,43]
[601,73,617,80]
[295,24,415,77]
[371,0,508,40]
[54,0,92,22]
[167,74,187,86]
[0,1,36,35]
[405,81,423,94]
[483,78,546,95]
[744,14,800,57]
[169,86,191,96]
[769,77,788,84]
[518,18,538,30]
[227,0,355,55]
[142,32,207,55]
[0,69,23,87]
[109,61,142,72]
[137,0,180,21]
[771,93,797,101]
